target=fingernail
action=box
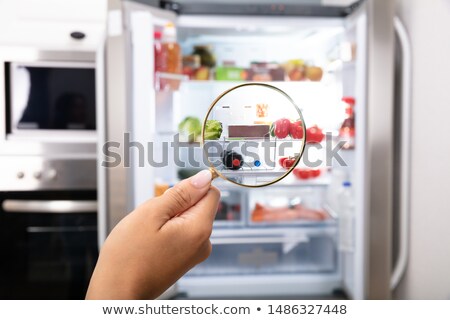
[190,170,212,189]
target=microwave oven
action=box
[0,48,98,192]
[1,50,96,142]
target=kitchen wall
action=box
[395,0,450,299]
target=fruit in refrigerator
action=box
[194,66,209,80]
[288,67,306,81]
[306,125,325,143]
[293,168,311,180]
[305,66,323,81]
[278,157,288,167]
[270,118,290,139]
[281,157,296,170]
[293,167,322,180]
[311,168,322,178]
[289,120,304,139]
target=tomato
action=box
[310,168,321,178]
[306,125,325,143]
[278,157,288,167]
[289,120,304,139]
[282,157,296,169]
[293,168,311,180]
[273,118,290,139]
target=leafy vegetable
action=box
[204,120,223,140]
[178,116,202,143]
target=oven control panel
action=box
[0,157,96,191]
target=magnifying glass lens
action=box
[202,83,306,188]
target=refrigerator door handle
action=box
[391,16,412,290]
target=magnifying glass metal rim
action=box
[201,82,307,188]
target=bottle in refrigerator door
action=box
[337,181,355,252]
[339,97,355,150]
[156,23,182,90]
[154,30,163,73]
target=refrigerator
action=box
[97,0,412,299]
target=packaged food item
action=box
[228,124,270,139]
[215,66,246,81]
[253,103,270,125]
[245,62,285,81]
[251,202,328,222]
[221,150,243,170]
[339,97,355,149]
[256,103,268,118]
[155,183,170,197]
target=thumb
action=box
[149,170,213,227]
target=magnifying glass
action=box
[202,83,306,188]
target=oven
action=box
[0,48,99,299]
[0,191,97,299]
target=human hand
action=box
[86,170,220,299]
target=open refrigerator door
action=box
[101,0,395,299]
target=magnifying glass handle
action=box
[209,167,219,180]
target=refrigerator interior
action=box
[122,1,367,299]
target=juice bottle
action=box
[154,30,163,75]
[159,23,181,90]
[339,96,355,149]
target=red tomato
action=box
[274,118,290,139]
[282,157,296,169]
[293,168,311,180]
[289,120,304,139]
[278,157,288,167]
[306,125,325,143]
[310,168,321,178]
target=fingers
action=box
[186,186,221,228]
[162,187,219,263]
[140,170,213,228]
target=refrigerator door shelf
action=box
[155,72,189,91]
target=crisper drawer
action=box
[186,229,337,276]
[248,186,335,227]
[213,188,246,227]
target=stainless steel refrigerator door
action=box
[340,0,395,300]
[365,0,396,299]
[99,0,177,242]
